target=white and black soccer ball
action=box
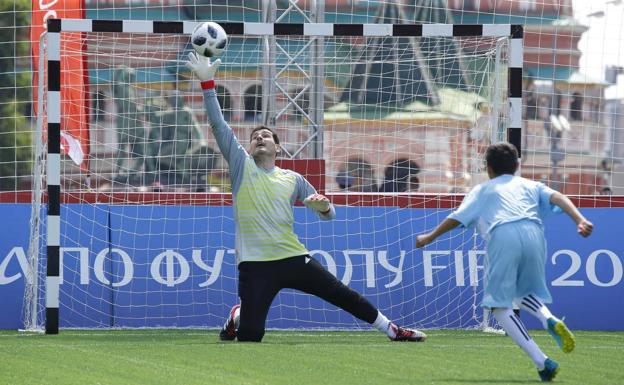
[191,21,228,58]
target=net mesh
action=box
[6,0,620,332]
[25,29,506,329]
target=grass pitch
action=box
[1,329,622,385]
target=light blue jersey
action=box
[449,174,562,308]
[203,89,335,264]
[449,174,560,241]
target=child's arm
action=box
[549,191,593,237]
[416,218,462,248]
[417,185,481,248]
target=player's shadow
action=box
[438,380,540,384]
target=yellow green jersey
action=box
[204,89,335,264]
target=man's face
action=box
[250,129,280,158]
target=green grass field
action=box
[1,329,622,385]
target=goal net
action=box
[25,19,519,332]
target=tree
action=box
[0,0,32,191]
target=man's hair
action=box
[485,142,519,176]
[250,126,280,144]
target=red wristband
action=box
[200,80,215,90]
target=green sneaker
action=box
[538,358,560,382]
[547,317,575,353]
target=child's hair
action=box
[250,125,280,144]
[485,142,519,176]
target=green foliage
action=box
[0,103,31,190]
[0,0,30,99]
[0,0,33,191]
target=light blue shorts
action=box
[482,220,552,309]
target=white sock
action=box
[520,294,555,329]
[372,311,395,338]
[492,308,547,370]
[482,308,491,326]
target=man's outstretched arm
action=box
[186,53,246,168]
[186,52,246,190]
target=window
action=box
[338,157,377,192]
[379,158,421,193]
[244,84,262,121]
[525,89,538,120]
[92,90,107,122]
[551,91,562,116]
[570,92,583,121]
[518,0,537,11]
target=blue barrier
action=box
[1,204,622,330]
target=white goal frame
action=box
[40,18,523,334]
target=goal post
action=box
[45,25,62,334]
[35,19,523,333]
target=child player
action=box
[416,142,593,382]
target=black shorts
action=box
[236,254,378,341]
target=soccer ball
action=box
[191,22,228,58]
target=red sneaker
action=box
[389,323,427,342]
[219,304,240,341]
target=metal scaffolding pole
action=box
[261,0,325,159]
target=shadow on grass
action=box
[436,378,540,384]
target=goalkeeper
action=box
[186,52,426,343]
[416,142,593,382]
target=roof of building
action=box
[567,71,609,86]
[326,87,485,123]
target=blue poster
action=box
[1,204,622,330]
